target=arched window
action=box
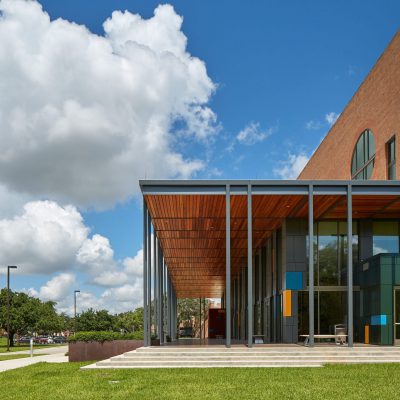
[351,129,376,180]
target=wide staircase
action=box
[85,345,400,369]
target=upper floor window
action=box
[351,129,376,180]
[387,136,396,180]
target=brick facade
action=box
[298,31,400,180]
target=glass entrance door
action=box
[395,289,400,345]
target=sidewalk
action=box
[0,345,68,372]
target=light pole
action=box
[7,266,17,352]
[74,290,80,333]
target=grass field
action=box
[0,337,58,353]
[0,362,400,399]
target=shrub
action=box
[68,331,144,343]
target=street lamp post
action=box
[7,266,17,352]
[74,290,80,333]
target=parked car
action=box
[36,336,54,344]
[52,336,66,344]
[179,327,194,338]
[14,336,32,344]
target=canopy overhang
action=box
[140,180,400,298]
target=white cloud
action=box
[39,273,76,302]
[274,153,310,180]
[306,111,339,131]
[325,112,340,126]
[0,0,217,209]
[236,122,272,146]
[0,201,88,274]
[12,201,146,314]
[306,120,322,131]
[123,251,143,278]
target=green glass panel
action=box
[390,139,395,162]
[319,292,347,335]
[368,130,376,159]
[389,163,396,180]
[356,134,364,170]
[373,221,399,255]
[318,221,338,285]
[365,161,374,179]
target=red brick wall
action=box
[298,31,400,180]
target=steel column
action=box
[226,184,231,347]
[143,201,149,346]
[153,231,157,336]
[247,184,253,347]
[347,184,354,347]
[157,241,163,344]
[308,185,314,347]
[147,213,152,343]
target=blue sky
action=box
[0,0,399,313]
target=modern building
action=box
[140,31,400,348]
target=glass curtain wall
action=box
[299,221,358,338]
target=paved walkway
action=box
[0,345,68,372]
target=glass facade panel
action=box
[318,222,338,286]
[319,291,347,335]
[373,221,399,255]
[351,129,376,180]
[387,137,396,180]
[315,221,358,286]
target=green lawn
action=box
[0,362,400,399]
[0,354,44,361]
[0,337,59,353]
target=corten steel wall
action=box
[68,340,144,362]
[299,31,400,180]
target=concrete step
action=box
[111,355,400,362]
[82,346,400,369]
[125,351,400,357]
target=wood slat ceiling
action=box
[145,194,400,298]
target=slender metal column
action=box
[161,252,165,344]
[347,184,353,347]
[147,214,152,342]
[167,272,171,339]
[143,202,149,346]
[157,241,163,344]
[308,185,314,347]
[153,231,157,336]
[226,184,231,347]
[247,184,253,347]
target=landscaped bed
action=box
[68,331,143,362]
[0,362,400,399]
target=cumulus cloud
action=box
[325,112,340,126]
[0,201,88,274]
[305,120,322,131]
[0,0,217,208]
[39,273,76,302]
[236,122,273,146]
[0,199,143,289]
[9,200,145,314]
[306,111,340,131]
[274,153,310,179]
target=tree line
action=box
[0,289,143,346]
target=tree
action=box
[177,298,209,338]
[115,308,143,333]
[35,301,64,334]
[0,289,42,346]
[75,308,116,331]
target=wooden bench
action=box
[300,334,347,346]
